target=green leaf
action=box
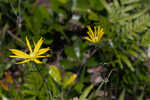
[99,0,112,14]
[137,92,144,100]
[65,46,77,59]
[120,55,134,71]
[113,0,120,8]
[39,6,50,19]
[79,85,94,100]
[61,59,77,69]
[117,59,123,69]
[119,89,126,100]
[88,0,104,11]
[22,90,38,96]
[76,0,90,11]
[74,83,84,93]
[127,49,138,57]
[47,76,60,97]
[58,0,67,4]
[85,58,98,67]
[133,46,147,58]
[88,12,99,21]
[63,73,77,88]
[24,97,36,100]
[121,0,140,5]
[51,0,66,13]
[49,65,62,85]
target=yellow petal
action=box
[9,55,27,58]
[84,36,94,43]
[33,37,43,54]
[15,59,30,64]
[98,28,104,41]
[34,59,42,64]
[38,47,50,55]
[87,26,94,39]
[26,36,32,53]
[87,32,93,40]
[97,26,100,40]
[9,49,30,58]
[63,74,77,88]
[45,54,51,57]
[94,26,97,38]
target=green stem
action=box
[89,69,115,99]
[32,63,53,100]
[61,89,64,100]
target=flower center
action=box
[93,37,98,42]
[29,53,35,58]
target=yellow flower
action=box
[84,26,104,43]
[63,74,77,88]
[9,36,50,64]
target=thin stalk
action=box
[61,89,64,100]
[32,63,53,100]
[88,69,115,99]
[18,0,22,34]
[134,66,137,99]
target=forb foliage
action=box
[0,0,150,99]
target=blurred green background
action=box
[0,0,150,99]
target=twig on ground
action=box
[7,30,25,46]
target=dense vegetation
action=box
[0,0,150,99]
